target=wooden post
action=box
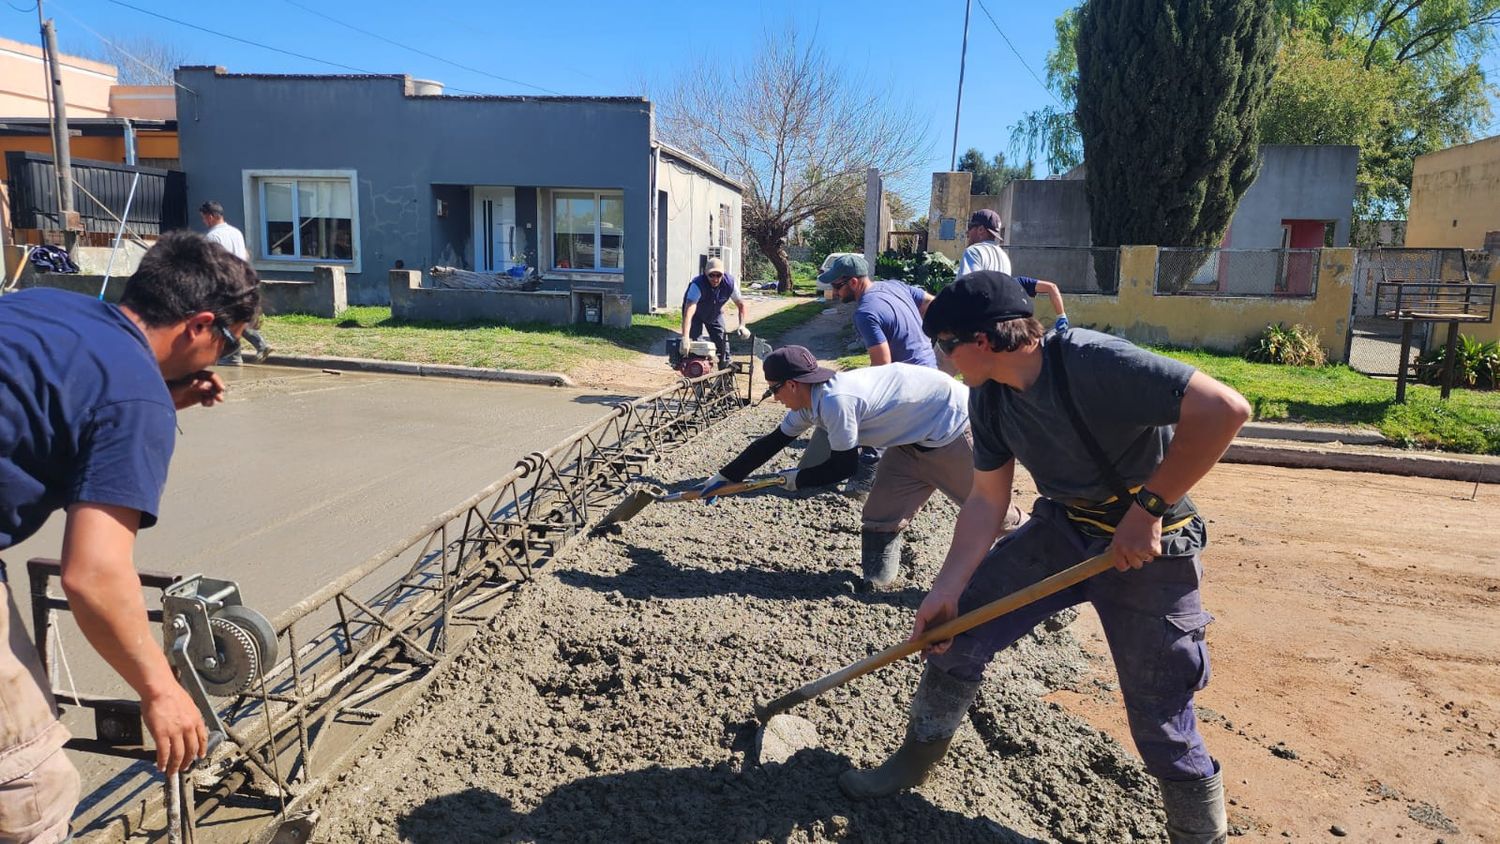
[1440,319,1460,400]
[1395,319,1413,404]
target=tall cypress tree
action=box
[1076,0,1278,289]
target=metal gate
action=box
[1345,248,1464,376]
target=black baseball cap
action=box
[762,345,835,388]
[967,209,1002,233]
[922,270,1034,339]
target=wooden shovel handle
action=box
[668,475,787,502]
[755,551,1116,720]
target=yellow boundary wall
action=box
[1031,246,1357,363]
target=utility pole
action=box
[948,0,972,172]
[38,2,80,237]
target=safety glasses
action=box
[935,333,978,355]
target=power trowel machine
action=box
[666,335,773,379]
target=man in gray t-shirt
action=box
[695,347,1022,591]
[838,271,1251,844]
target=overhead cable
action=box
[279,0,562,95]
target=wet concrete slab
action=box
[10,366,628,623]
[4,365,631,801]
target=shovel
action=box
[751,550,1115,761]
[595,475,788,528]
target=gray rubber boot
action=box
[838,666,980,799]
[858,531,902,590]
[1158,763,1229,844]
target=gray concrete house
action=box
[174,67,742,315]
[958,145,1358,294]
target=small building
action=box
[927,144,1358,294]
[175,67,742,312]
[0,36,179,178]
[1405,134,1500,250]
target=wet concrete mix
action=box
[317,404,1174,842]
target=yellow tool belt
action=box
[1062,486,1198,539]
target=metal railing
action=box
[1005,245,1121,294]
[1155,248,1321,297]
[50,369,743,842]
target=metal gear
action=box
[201,615,260,696]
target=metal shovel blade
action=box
[596,488,658,528]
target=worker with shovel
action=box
[697,345,1023,592]
[838,271,1250,844]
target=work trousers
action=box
[928,499,1218,782]
[860,431,1022,536]
[0,564,77,843]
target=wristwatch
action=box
[1134,488,1171,519]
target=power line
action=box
[974,0,1066,108]
[279,0,561,95]
[6,1,39,13]
[51,1,195,92]
[106,0,384,75]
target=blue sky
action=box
[4,0,1497,208]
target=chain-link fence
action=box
[1343,248,1468,375]
[1351,248,1467,317]
[1006,245,1121,293]
[1155,248,1321,296]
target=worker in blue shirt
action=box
[0,231,259,842]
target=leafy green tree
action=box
[807,201,865,259]
[1075,0,1279,277]
[1017,0,1498,222]
[956,148,1035,195]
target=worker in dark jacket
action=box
[680,257,749,369]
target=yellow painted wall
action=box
[1053,247,1358,362]
[1406,135,1500,249]
[926,171,972,262]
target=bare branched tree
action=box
[81,35,190,86]
[658,28,928,291]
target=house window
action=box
[718,202,732,248]
[255,176,355,262]
[553,190,623,271]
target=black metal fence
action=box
[5,150,186,235]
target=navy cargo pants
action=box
[929,498,1217,782]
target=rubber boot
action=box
[1158,762,1229,844]
[858,531,902,590]
[838,666,980,798]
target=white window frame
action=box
[240,169,361,275]
[550,189,624,274]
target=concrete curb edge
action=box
[1224,440,1499,484]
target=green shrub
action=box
[1417,334,1500,389]
[910,251,957,292]
[1243,323,1327,367]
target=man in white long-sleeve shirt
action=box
[200,201,272,365]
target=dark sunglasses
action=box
[829,277,852,290]
[214,321,242,358]
[935,333,978,355]
[769,380,789,395]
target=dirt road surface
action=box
[315,400,1498,842]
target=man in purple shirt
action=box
[819,254,937,368]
